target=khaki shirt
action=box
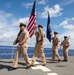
[61,40,70,49]
[52,37,60,46]
[18,29,29,46]
[35,31,45,42]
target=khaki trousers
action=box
[52,46,60,61]
[32,42,46,65]
[63,48,68,60]
[12,46,30,68]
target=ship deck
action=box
[0,56,74,75]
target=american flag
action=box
[27,0,36,37]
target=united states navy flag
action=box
[46,12,52,43]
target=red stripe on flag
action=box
[27,1,36,37]
[29,25,34,33]
[28,16,36,31]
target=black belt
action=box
[36,40,42,42]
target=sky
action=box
[0,0,74,49]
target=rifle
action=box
[15,30,22,43]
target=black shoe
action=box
[63,60,68,62]
[25,65,31,69]
[31,64,36,67]
[8,67,17,71]
[42,64,46,66]
[58,59,61,62]
[63,60,65,61]
[65,60,68,62]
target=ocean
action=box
[0,46,74,59]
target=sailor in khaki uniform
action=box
[60,36,70,62]
[10,23,31,70]
[31,25,46,66]
[51,32,61,62]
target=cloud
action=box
[38,0,47,5]
[13,17,29,26]
[0,11,17,43]
[0,11,29,27]
[60,17,74,30]
[65,0,74,5]
[67,17,74,21]
[5,2,12,8]
[0,10,29,45]
[21,2,33,8]
[39,4,63,18]
[0,11,14,38]
[58,17,74,49]
[0,11,13,18]
[60,0,74,6]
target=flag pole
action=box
[34,0,37,32]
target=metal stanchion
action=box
[12,45,14,59]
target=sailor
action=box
[31,24,46,66]
[51,32,61,62]
[10,23,31,70]
[60,36,70,62]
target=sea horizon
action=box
[0,45,74,59]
